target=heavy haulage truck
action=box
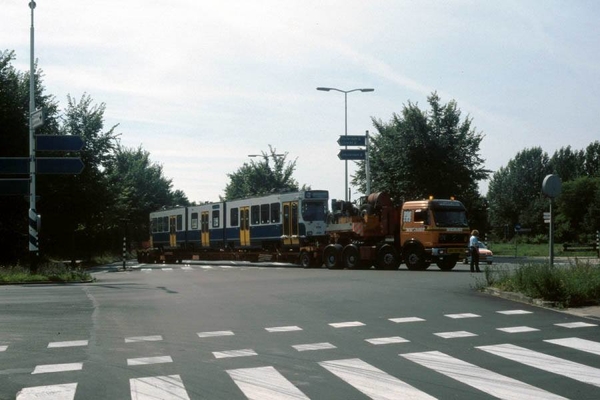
[299,192,470,270]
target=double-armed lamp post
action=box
[317,87,374,201]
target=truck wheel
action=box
[404,246,427,270]
[436,256,458,271]
[342,245,361,269]
[324,244,342,269]
[376,245,399,270]
[299,251,313,269]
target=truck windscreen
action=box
[433,209,469,227]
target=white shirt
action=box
[469,235,479,248]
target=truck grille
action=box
[438,233,469,244]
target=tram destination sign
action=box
[337,135,366,146]
[338,149,366,160]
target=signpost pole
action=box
[365,130,370,196]
[28,1,39,270]
[549,200,554,266]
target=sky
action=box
[2,0,599,203]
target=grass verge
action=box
[0,263,93,284]
[475,260,600,308]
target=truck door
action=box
[283,201,299,246]
[169,216,177,247]
[201,211,210,247]
[239,207,250,246]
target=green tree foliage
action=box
[554,176,600,243]
[224,146,301,200]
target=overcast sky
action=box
[2,0,599,203]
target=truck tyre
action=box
[342,245,361,269]
[299,251,313,269]
[404,245,427,270]
[376,245,399,270]
[436,256,458,271]
[324,244,342,269]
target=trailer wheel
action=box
[324,244,342,269]
[342,245,361,269]
[404,245,427,270]
[299,251,313,269]
[436,256,458,271]
[376,245,399,270]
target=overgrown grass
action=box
[488,242,598,257]
[476,260,600,308]
[0,263,93,284]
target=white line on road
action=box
[497,309,533,315]
[434,331,477,339]
[32,363,83,374]
[0,345,7,352]
[554,322,598,328]
[365,336,410,345]
[496,326,539,333]
[227,366,310,400]
[445,313,481,319]
[320,358,436,400]
[161,267,173,271]
[197,330,235,338]
[130,374,190,400]
[127,356,173,366]
[545,337,600,356]
[17,383,77,400]
[125,335,163,343]
[478,343,600,387]
[292,342,337,352]
[213,349,258,359]
[48,340,88,348]
[329,321,365,328]
[181,266,193,270]
[389,317,425,323]
[402,350,567,399]
[266,326,303,333]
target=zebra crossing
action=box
[7,309,600,399]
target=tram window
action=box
[212,210,220,228]
[177,215,183,231]
[271,203,280,223]
[191,213,198,230]
[251,205,260,225]
[261,204,269,224]
[152,218,157,233]
[163,217,169,232]
[230,208,239,227]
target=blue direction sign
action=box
[338,135,366,146]
[338,149,366,160]
[0,179,29,195]
[0,157,84,174]
[36,135,84,152]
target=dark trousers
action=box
[470,247,480,272]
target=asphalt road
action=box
[1,261,599,399]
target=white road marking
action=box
[200,265,214,269]
[48,340,88,348]
[434,331,477,339]
[127,356,173,366]
[213,349,258,359]
[329,321,365,328]
[266,326,303,333]
[125,335,163,343]
[445,313,481,319]
[365,336,410,345]
[292,342,337,352]
[478,343,600,387]
[546,337,600,356]
[402,350,567,399]
[320,358,436,400]
[497,309,533,315]
[16,383,77,400]
[497,326,539,333]
[227,366,310,400]
[161,267,173,271]
[197,330,234,338]
[389,317,425,323]
[130,374,190,400]
[0,345,7,352]
[141,268,152,272]
[32,363,83,374]
[181,266,193,270]
[555,322,598,328]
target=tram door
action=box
[282,201,299,246]
[239,207,250,246]
[201,211,210,247]
[169,216,177,247]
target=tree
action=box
[549,146,585,182]
[554,176,600,243]
[353,93,489,204]
[224,146,301,200]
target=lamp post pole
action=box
[317,87,374,201]
[28,1,39,268]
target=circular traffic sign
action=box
[542,174,562,198]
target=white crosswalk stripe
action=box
[545,337,600,356]
[129,374,190,400]
[319,358,436,400]
[16,383,78,400]
[402,350,567,399]
[227,366,310,399]
[478,343,600,387]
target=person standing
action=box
[469,230,481,272]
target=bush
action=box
[0,263,92,283]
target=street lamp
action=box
[317,87,374,201]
